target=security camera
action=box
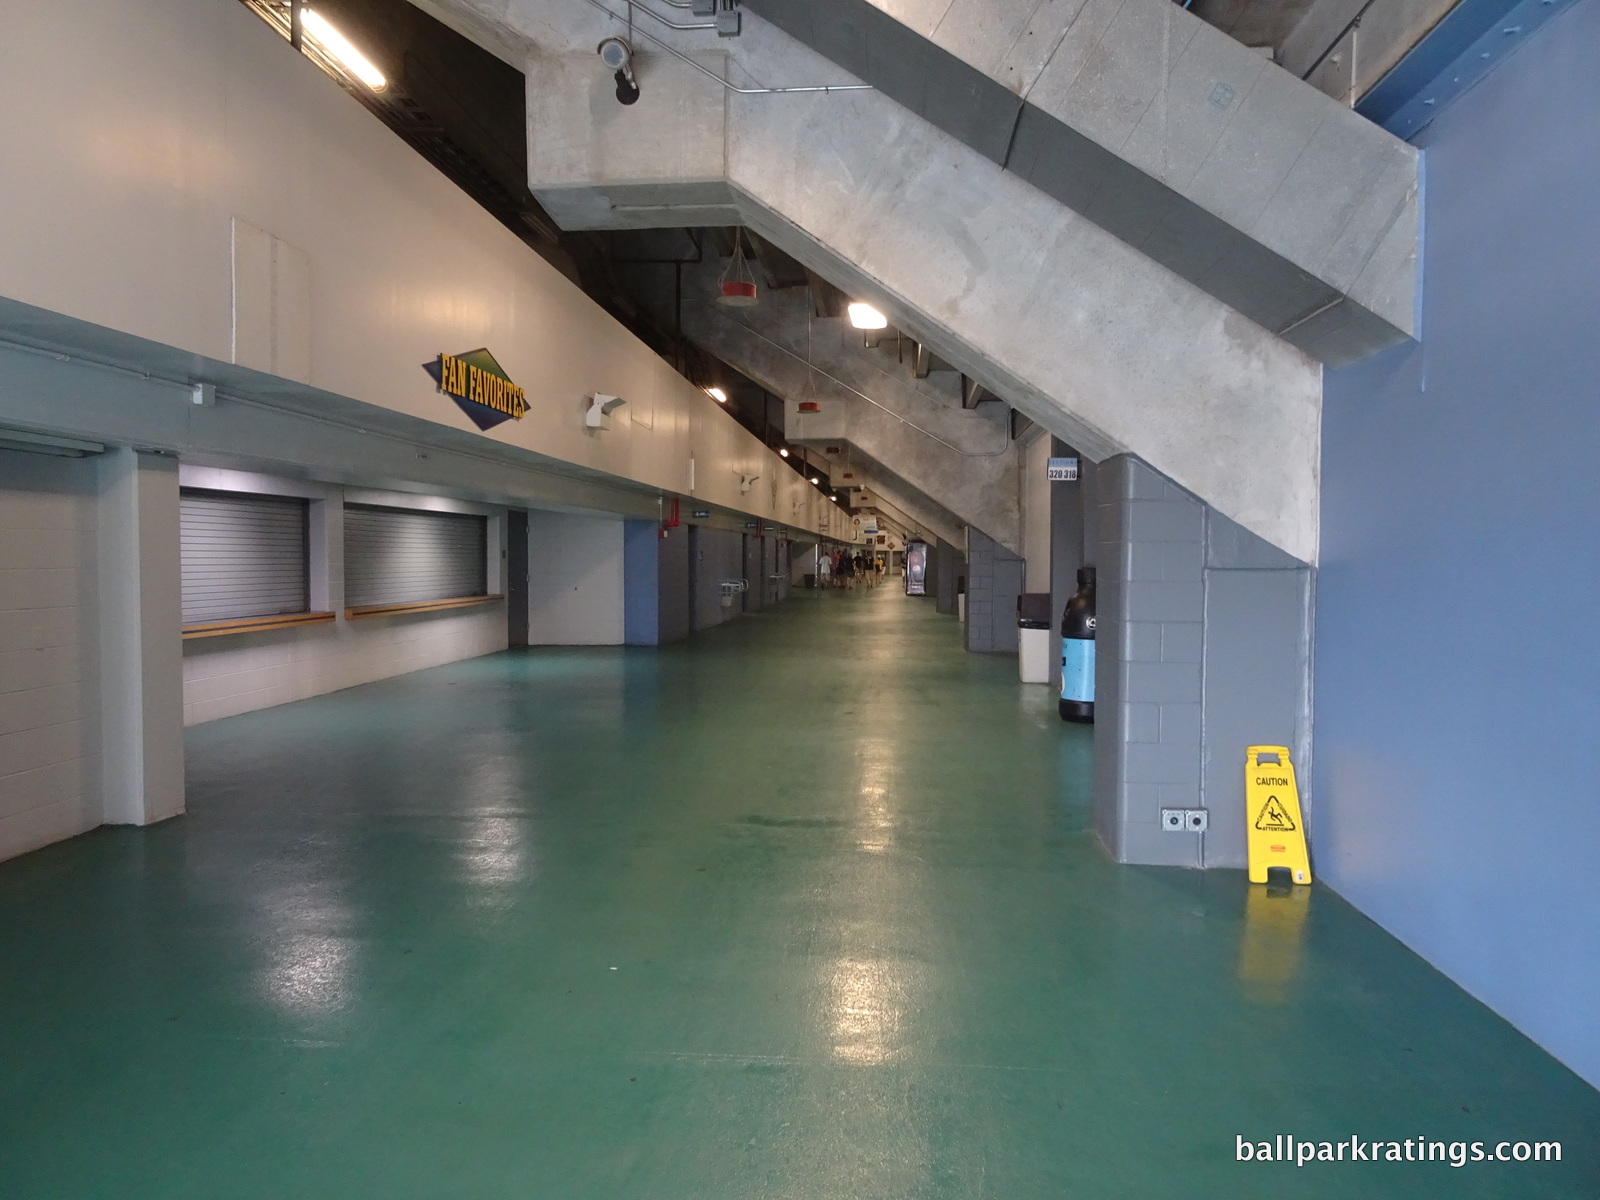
[597,37,639,105]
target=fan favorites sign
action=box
[424,349,527,431]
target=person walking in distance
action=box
[837,548,856,590]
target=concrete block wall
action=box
[658,525,691,643]
[933,537,964,616]
[1092,456,1311,869]
[964,529,1023,654]
[2,448,187,859]
[742,535,764,614]
[690,526,746,633]
[1092,458,1207,867]
[0,451,101,860]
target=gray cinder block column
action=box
[1092,457,1311,869]
[934,537,963,616]
[964,528,1023,654]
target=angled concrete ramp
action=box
[743,0,1419,366]
[677,268,1020,550]
[836,467,965,548]
[429,0,1384,562]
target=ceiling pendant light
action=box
[847,302,888,330]
[717,229,759,307]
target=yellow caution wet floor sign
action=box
[1245,746,1312,885]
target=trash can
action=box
[1017,592,1052,683]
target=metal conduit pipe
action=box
[622,0,716,32]
[580,0,873,95]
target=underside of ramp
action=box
[425,0,1420,563]
[678,264,1019,551]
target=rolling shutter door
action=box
[180,490,309,624]
[343,505,487,607]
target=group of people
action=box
[821,548,885,590]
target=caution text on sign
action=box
[1245,746,1312,885]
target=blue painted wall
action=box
[622,519,659,646]
[1315,0,1600,1090]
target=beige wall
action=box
[0,0,823,537]
[1021,432,1053,594]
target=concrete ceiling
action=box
[1189,0,1319,53]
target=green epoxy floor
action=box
[1,589,1596,1198]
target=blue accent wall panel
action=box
[623,518,659,646]
[1316,0,1600,1089]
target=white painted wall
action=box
[184,606,506,724]
[1021,433,1052,594]
[0,451,101,860]
[178,467,508,725]
[0,0,826,540]
[97,449,186,826]
[526,512,625,645]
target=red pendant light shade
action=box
[716,229,760,308]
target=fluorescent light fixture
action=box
[706,387,728,403]
[847,302,888,330]
[302,10,387,90]
[778,448,789,457]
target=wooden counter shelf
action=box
[344,595,502,620]
[182,611,337,640]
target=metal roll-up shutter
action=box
[180,490,309,624]
[344,505,487,608]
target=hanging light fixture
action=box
[847,302,888,330]
[716,229,759,307]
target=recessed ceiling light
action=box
[302,10,387,90]
[847,302,888,330]
[706,387,727,403]
[778,448,789,457]
[810,476,820,484]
